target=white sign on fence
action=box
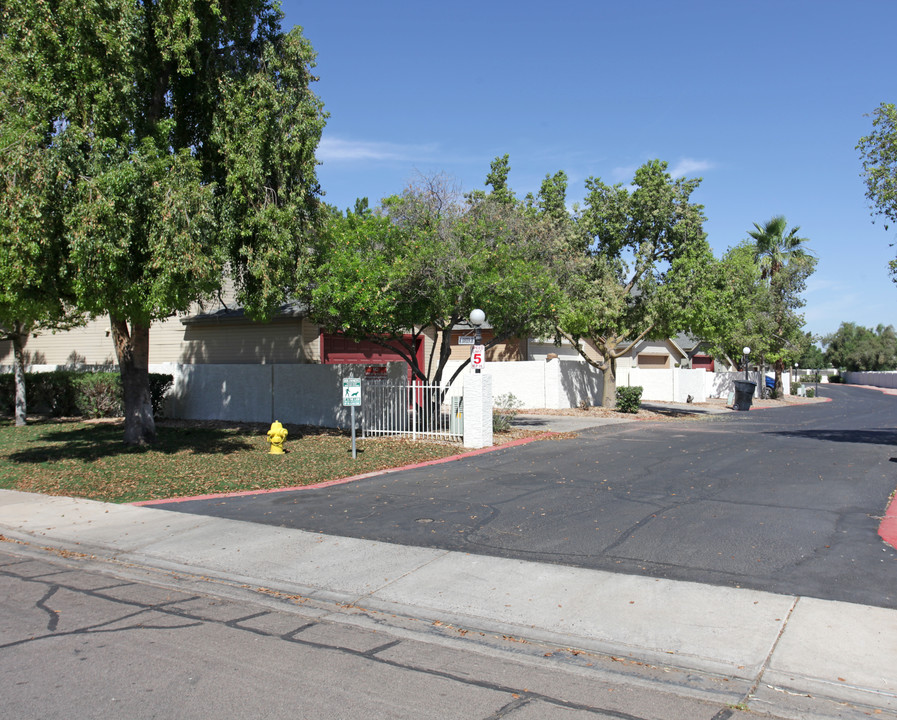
[342,377,361,406]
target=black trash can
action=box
[733,380,756,411]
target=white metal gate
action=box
[363,380,462,441]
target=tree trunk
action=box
[110,316,156,445]
[12,323,27,427]
[601,356,617,408]
[774,357,785,397]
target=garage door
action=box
[321,333,424,381]
[691,354,715,372]
[637,353,670,369]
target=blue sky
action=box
[281,0,896,339]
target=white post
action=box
[411,379,417,441]
[463,372,493,449]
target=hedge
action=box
[0,371,173,419]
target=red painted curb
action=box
[131,432,558,507]
[880,493,897,551]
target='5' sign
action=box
[471,345,485,369]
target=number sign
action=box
[471,345,485,369]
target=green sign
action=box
[342,377,361,406]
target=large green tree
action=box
[0,0,326,444]
[795,332,826,369]
[307,166,561,390]
[747,216,816,395]
[552,159,717,406]
[700,241,770,362]
[824,322,897,372]
[857,102,897,281]
[0,60,86,426]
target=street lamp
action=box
[469,308,485,374]
[742,346,750,382]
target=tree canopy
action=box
[746,216,816,394]
[795,333,826,369]
[824,322,897,372]
[307,168,561,388]
[550,159,719,405]
[0,0,326,443]
[857,102,897,281]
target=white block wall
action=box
[844,371,897,389]
[706,371,792,399]
[442,359,604,409]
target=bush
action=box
[149,374,174,417]
[0,371,81,416]
[72,373,123,418]
[493,392,523,433]
[615,386,643,414]
[0,370,173,419]
[806,387,816,398]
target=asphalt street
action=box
[154,385,897,610]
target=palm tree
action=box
[748,216,812,278]
[747,216,815,396]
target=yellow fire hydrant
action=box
[266,421,288,454]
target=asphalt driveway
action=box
[154,384,897,609]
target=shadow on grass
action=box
[2,417,389,467]
[2,419,268,464]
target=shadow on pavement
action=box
[764,427,897,446]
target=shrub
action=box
[72,373,122,418]
[615,386,643,414]
[0,370,173,419]
[806,387,816,398]
[1,371,81,416]
[149,373,174,417]
[492,392,523,433]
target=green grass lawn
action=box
[0,419,466,504]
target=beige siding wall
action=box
[302,321,321,363]
[1,317,120,366]
[181,318,312,364]
[0,315,486,371]
[1,314,318,366]
[627,339,686,367]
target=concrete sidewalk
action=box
[0,489,894,719]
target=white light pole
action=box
[742,346,751,382]
[469,309,485,374]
